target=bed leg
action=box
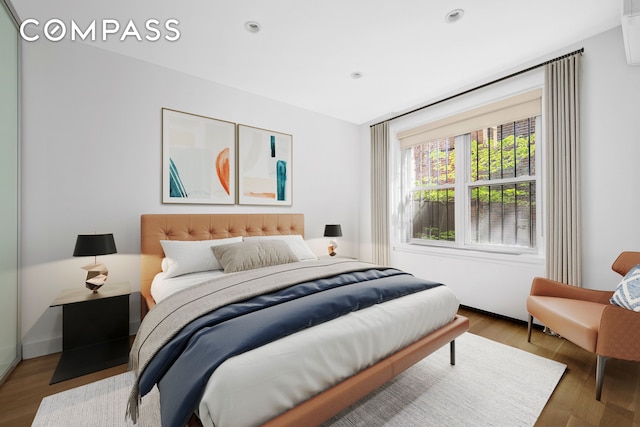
[450,340,456,365]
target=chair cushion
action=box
[610,264,640,312]
[527,296,607,352]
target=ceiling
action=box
[12,0,622,124]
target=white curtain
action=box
[545,53,582,285]
[371,122,390,266]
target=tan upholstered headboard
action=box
[140,213,305,319]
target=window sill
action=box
[392,243,544,267]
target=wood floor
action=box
[1,307,638,426]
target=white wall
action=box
[21,40,362,358]
[359,26,640,321]
[580,27,640,287]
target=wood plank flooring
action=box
[1,307,638,426]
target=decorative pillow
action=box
[243,234,317,261]
[160,237,243,278]
[161,258,169,272]
[610,264,640,311]
[212,240,300,273]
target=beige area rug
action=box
[32,333,565,426]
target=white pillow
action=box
[243,235,317,261]
[161,258,169,272]
[160,237,243,278]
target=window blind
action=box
[398,88,542,149]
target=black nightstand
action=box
[49,281,131,384]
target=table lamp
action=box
[323,224,342,257]
[73,233,117,292]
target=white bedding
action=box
[150,269,229,303]
[151,266,460,427]
[198,284,459,427]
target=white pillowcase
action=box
[160,237,243,278]
[243,235,317,261]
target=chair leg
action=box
[450,340,456,366]
[596,355,608,401]
[527,315,533,342]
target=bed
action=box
[130,213,469,427]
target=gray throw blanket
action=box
[126,258,378,423]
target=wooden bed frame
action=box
[140,213,469,426]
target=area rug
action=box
[32,333,565,427]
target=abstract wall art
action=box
[162,108,236,204]
[238,124,292,206]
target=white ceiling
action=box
[12,0,622,124]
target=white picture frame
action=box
[162,108,236,204]
[237,124,292,206]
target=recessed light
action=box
[445,9,464,24]
[244,21,261,33]
[351,72,363,79]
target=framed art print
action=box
[238,124,292,206]
[162,108,236,204]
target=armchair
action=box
[526,251,640,400]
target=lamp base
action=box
[82,263,109,293]
[327,239,338,257]
[85,281,105,293]
[86,274,108,293]
[327,245,337,257]
[86,284,102,293]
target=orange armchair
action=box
[526,251,640,400]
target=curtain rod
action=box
[371,47,584,127]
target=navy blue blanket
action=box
[140,268,442,427]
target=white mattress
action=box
[197,284,460,427]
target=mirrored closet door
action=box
[0,0,20,382]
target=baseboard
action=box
[22,337,62,360]
[459,304,543,331]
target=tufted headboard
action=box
[140,213,305,319]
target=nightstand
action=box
[49,281,131,384]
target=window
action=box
[468,119,537,248]
[407,138,456,242]
[398,90,541,253]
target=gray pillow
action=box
[211,240,300,273]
